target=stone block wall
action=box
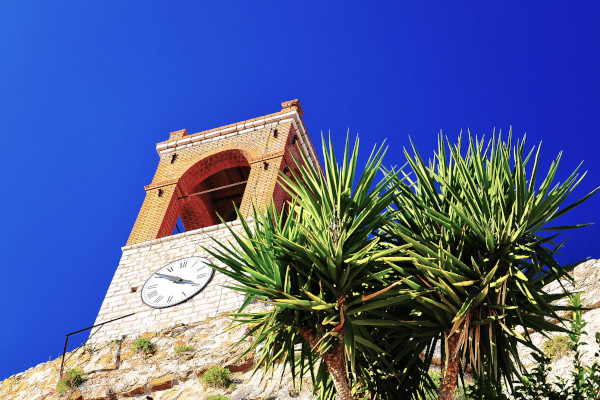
[91,219,251,344]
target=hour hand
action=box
[155,273,184,283]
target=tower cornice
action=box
[155,102,319,171]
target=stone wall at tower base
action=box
[1,309,313,400]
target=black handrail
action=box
[59,313,135,378]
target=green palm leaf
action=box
[383,130,597,396]
[207,134,433,400]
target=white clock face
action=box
[141,257,214,308]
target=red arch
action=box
[177,149,251,194]
[156,149,252,237]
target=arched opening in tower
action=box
[178,165,251,231]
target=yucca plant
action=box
[208,136,433,400]
[384,132,598,399]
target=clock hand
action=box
[155,273,184,283]
[178,279,199,285]
[155,273,198,285]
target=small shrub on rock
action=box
[83,344,94,355]
[174,344,195,355]
[201,366,232,388]
[542,335,572,361]
[56,368,84,395]
[133,337,154,354]
[207,395,231,400]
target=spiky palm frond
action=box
[207,135,433,399]
[384,131,598,390]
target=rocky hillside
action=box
[2,260,600,400]
[0,308,312,400]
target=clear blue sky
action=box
[1,2,599,380]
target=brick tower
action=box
[91,100,318,342]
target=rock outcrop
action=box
[0,310,313,400]
[3,260,600,399]
[517,259,600,376]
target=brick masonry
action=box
[127,99,319,246]
[92,100,319,343]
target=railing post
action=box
[59,335,69,378]
[58,313,135,379]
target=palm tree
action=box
[207,136,432,400]
[384,132,598,399]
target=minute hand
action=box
[178,279,198,285]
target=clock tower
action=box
[91,100,319,343]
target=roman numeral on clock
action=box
[142,257,213,309]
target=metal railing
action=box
[59,313,135,378]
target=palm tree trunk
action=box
[439,333,460,400]
[324,345,353,400]
[300,327,353,400]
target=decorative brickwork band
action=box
[126,100,316,245]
